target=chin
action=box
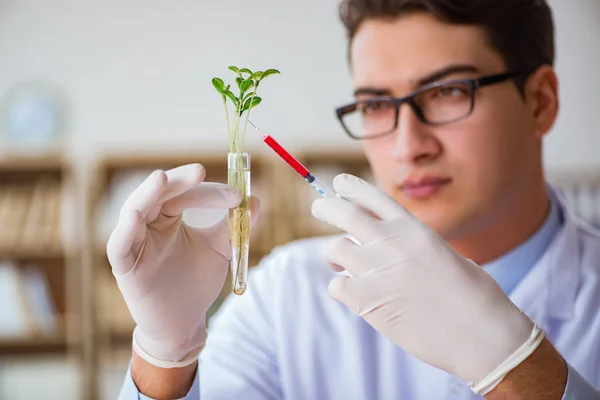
[391,192,460,238]
[413,211,455,237]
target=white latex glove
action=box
[106,164,259,369]
[311,174,545,395]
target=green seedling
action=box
[212,65,280,295]
[212,66,280,153]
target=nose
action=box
[392,104,442,164]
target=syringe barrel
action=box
[305,174,336,197]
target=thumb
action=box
[203,195,261,257]
[328,275,358,310]
[332,173,405,221]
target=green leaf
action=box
[224,89,239,107]
[253,71,264,80]
[242,91,256,102]
[212,78,224,92]
[236,77,243,89]
[228,66,240,74]
[239,68,252,76]
[240,79,254,94]
[260,69,280,80]
[242,96,262,112]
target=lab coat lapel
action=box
[509,189,582,331]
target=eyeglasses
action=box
[335,71,517,140]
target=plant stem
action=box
[228,152,250,295]
[242,82,259,149]
[235,93,243,152]
[224,101,233,153]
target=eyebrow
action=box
[417,64,480,86]
[353,64,480,97]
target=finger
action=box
[203,195,261,257]
[323,236,371,277]
[107,208,145,275]
[311,195,381,244]
[328,275,360,312]
[329,275,381,318]
[119,170,168,222]
[146,164,208,223]
[119,164,205,224]
[157,164,207,203]
[161,182,242,218]
[322,235,350,273]
[332,174,406,221]
[329,263,346,273]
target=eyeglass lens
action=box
[341,81,474,138]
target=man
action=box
[112,0,600,399]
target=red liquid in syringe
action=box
[249,121,335,197]
[262,135,310,178]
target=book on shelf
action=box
[0,179,63,255]
[0,260,59,340]
[0,261,30,337]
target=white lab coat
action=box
[120,190,600,399]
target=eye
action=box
[435,85,469,98]
[359,100,393,115]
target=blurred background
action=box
[0,0,599,399]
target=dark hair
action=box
[339,0,555,91]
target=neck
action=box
[448,178,551,265]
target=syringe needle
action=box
[248,120,266,137]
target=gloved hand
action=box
[106,164,260,369]
[311,174,545,395]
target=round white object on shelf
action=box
[0,80,67,150]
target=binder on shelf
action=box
[0,260,31,338]
[20,265,59,336]
[0,260,60,340]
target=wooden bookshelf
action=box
[0,335,68,356]
[0,154,81,359]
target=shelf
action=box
[0,335,68,356]
[0,153,68,172]
[95,151,227,168]
[0,154,80,364]
[0,247,67,261]
[108,331,134,348]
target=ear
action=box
[524,65,559,139]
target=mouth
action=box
[399,176,452,200]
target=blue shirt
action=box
[118,189,600,399]
[483,188,563,294]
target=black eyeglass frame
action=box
[335,71,518,140]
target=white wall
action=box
[0,0,598,169]
[0,0,360,164]
[544,0,600,170]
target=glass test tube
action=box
[227,152,251,295]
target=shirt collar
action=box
[483,188,564,294]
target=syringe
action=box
[248,121,336,197]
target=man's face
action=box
[350,13,544,240]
